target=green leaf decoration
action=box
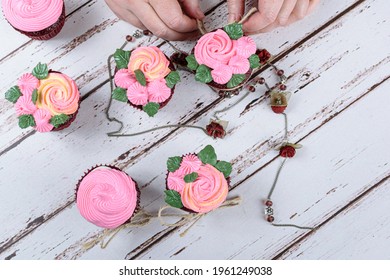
[198,145,217,166]
[195,64,212,84]
[164,190,183,208]
[5,86,22,103]
[32,63,49,80]
[112,87,128,102]
[227,74,246,88]
[114,49,131,69]
[18,114,35,129]
[143,102,160,117]
[167,156,182,172]
[31,89,38,104]
[184,172,198,183]
[215,161,232,178]
[249,54,260,69]
[223,23,243,40]
[134,69,147,86]
[165,71,180,89]
[186,54,199,71]
[50,114,70,128]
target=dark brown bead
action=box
[265,200,273,207]
[248,85,256,92]
[277,70,285,76]
[126,35,133,42]
[258,77,265,84]
[267,215,274,223]
[279,84,287,90]
[143,30,152,36]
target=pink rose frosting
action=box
[14,94,37,116]
[194,29,237,69]
[76,167,138,229]
[1,0,63,32]
[147,79,171,103]
[114,69,136,89]
[178,154,202,174]
[181,164,228,213]
[211,64,233,85]
[33,108,54,133]
[128,46,171,82]
[167,169,186,194]
[236,36,257,58]
[127,82,148,106]
[18,73,39,96]
[228,55,250,74]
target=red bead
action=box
[265,200,273,207]
[126,35,134,42]
[280,145,296,158]
[258,77,265,84]
[267,216,274,223]
[271,105,287,114]
[143,30,152,36]
[277,70,285,76]
[279,84,287,90]
[248,85,256,92]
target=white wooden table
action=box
[0,0,389,260]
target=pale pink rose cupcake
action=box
[1,0,66,40]
[112,46,180,117]
[5,62,80,132]
[165,145,232,213]
[76,165,140,229]
[185,23,261,96]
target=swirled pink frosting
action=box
[167,169,185,194]
[181,164,228,213]
[1,0,63,32]
[76,167,138,229]
[14,94,37,116]
[114,69,136,89]
[18,73,39,96]
[178,154,202,174]
[128,46,171,82]
[36,73,80,116]
[147,79,171,103]
[228,55,250,74]
[194,29,237,69]
[211,64,233,85]
[127,82,148,106]
[237,36,257,58]
[33,108,53,132]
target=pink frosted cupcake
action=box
[165,145,232,213]
[186,23,261,96]
[5,62,80,132]
[112,46,180,117]
[1,0,65,40]
[76,166,140,229]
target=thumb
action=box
[181,0,205,19]
[227,0,245,23]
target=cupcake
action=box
[1,0,65,40]
[186,23,261,96]
[5,62,80,132]
[164,145,232,213]
[112,46,180,117]
[76,166,140,229]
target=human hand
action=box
[227,0,320,34]
[104,0,204,41]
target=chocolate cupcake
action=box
[76,166,140,229]
[1,0,66,40]
[112,46,180,117]
[164,145,232,214]
[5,63,80,132]
[186,23,261,96]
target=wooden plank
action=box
[0,0,378,258]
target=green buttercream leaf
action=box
[227,74,246,88]
[215,161,232,178]
[143,102,160,117]
[249,54,260,69]
[186,54,199,71]
[18,114,35,129]
[5,86,22,103]
[32,63,49,80]
[223,23,243,40]
[167,156,182,172]
[164,190,183,208]
[198,145,217,166]
[134,69,147,86]
[114,49,131,69]
[184,172,198,183]
[165,71,180,89]
[50,114,70,128]
[112,87,128,102]
[195,64,212,84]
[31,89,38,104]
